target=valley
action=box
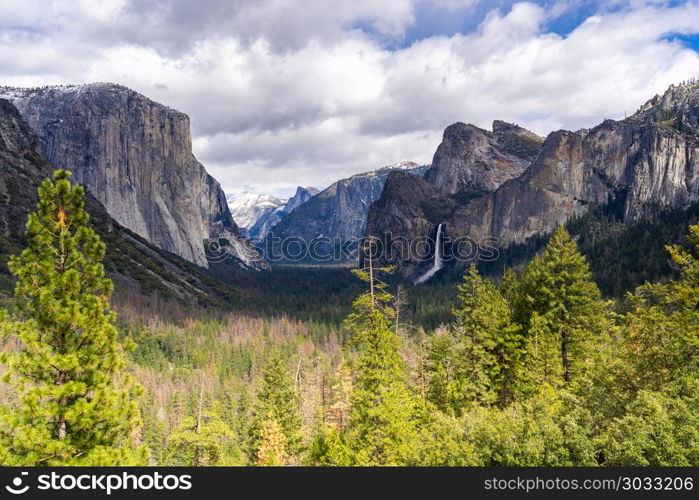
[0,79,697,468]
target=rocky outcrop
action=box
[284,185,319,212]
[268,161,427,261]
[629,79,699,135]
[0,83,262,269]
[425,121,543,194]
[367,81,699,277]
[452,115,699,245]
[366,171,451,251]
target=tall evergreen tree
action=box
[0,170,144,465]
[451,266,499,407]
[425,328,459,414]
[527,312,561,388]
[517,226,605,386]
[499,267,520,305]
[426,265,525,413]
[341,255,418,465]
[622,223,699,393]
[167,399,236,466]
[248,350,302,462]
[451,265,525,408]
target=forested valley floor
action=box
[0,172,697,466]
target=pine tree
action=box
[140,398,168,465]
[622,223,699,392]
[0,170,145,465]
[341,255,418,465]
[255,412,287,466]
[452,266,498,406]
[248,350,302,463]
[496,267,529,405]
[425,328,459,413]
[167,399,236,466]
[307,425,354,466]
[499,267,520,305]
[517,226,605,386]
[528,312,561,387]
[440,265,525,410]
[491,315,526,407]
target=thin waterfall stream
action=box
[415,223,444,284]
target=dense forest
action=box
[0,171,696,466]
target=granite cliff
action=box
[0,97,250,305]
[426,120,543,194]
[367,81,699,278]
[0,83,262,269]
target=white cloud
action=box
[0,1,698,195]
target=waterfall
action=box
[415,223,444,284]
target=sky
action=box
[1,1,699,197]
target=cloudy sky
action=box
[1,0,699,197]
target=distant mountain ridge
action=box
[227,192,286,235]
[248,186,319,240]
[227,186,319,240]
[267,161,428,261]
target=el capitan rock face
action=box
[0,97,254,304]
[367,82,699,276]
[0,83,262,269]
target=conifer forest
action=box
[0,171,696,467]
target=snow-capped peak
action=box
[226,192,286,230]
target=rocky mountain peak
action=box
[285,186,319,212]
[627,79,699,134]
[492,120,545,160]
[367,81,699,279]
[236,186,319,241]
[378,160,422,172]
[426,121,543,194]
[227,192,286,230]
